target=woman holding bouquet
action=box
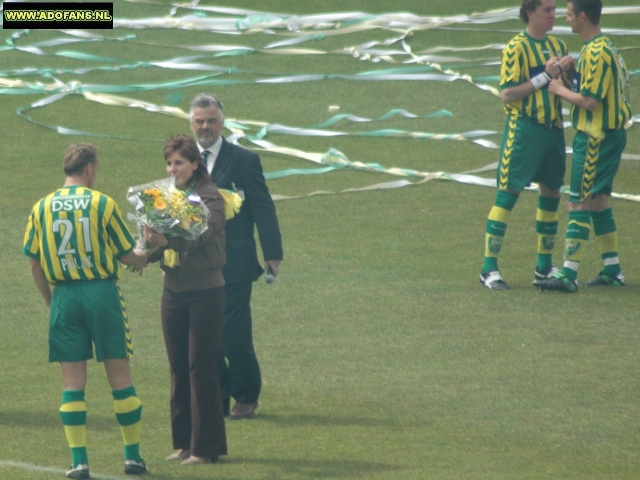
[144,134,227,465]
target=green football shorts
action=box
[569,129,626,203]
[49,279,133,363]
[497,115,566,192]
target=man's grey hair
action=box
[189,93,224,119]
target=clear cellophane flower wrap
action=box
[126,177,210,268]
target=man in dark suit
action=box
[189,93,283,419]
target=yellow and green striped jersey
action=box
[571,34,632,132]
[500,31,567,127]
[22,186,135,283]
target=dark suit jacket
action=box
[211,138,283,284]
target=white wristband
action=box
[531,72,550,90]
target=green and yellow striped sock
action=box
[535,196,560,270]
[482,190,518,273]
[591,208,621,277]
[60,390,88,468]
[113,386,142,462]
[562,210,591,281]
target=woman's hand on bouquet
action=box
[144,225,170,247]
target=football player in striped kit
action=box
[480,0,569,290]
[22,143,149,479]
[537,0,632,292]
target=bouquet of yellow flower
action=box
[126,177,209,253]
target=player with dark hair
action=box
[480,0,569,290]
[536,0,632,292]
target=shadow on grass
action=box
[0,411,123,430]
[255,413,422,428]
[219,456,403,479]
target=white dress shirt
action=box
[199,136,223,174]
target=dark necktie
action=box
[201,150,212,175]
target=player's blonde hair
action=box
[63,143,98,176]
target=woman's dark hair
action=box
[163,134,209,181]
